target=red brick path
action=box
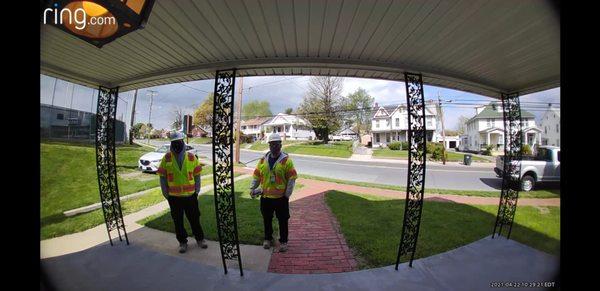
[267,191,358,274]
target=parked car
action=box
[138,144,197,173]
[494,146,560,191]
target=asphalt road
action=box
[141,140,502,191]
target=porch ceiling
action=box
[40,0,559,98]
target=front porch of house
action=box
[372,130,434,148]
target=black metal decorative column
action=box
[396,73,427,269]
[95,86,128,245]
[493,92,523,239]
[212,69,243,276]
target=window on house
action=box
[376,120,379,128]
[427,117,432,127]
[545,127,547,134]
[376,134,380,142]
[556,124,559,133]
[56,113,64,120]
[395,118,399,127]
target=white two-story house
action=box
[261,113,316,140]
[539,106,560,147]
[240,117,271,142]
[459,102,541,153]
[371,102,438,148]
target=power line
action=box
[179,83,211,94]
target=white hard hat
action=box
[267,132,282,143]
[169,131,185,141]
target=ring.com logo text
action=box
[43,2,116,30]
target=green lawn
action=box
[284,141,353,158]
[373,149,491,162]
[325,190,560,269]
[41,141,212,239]
[188,137,212,144]
[249,140,305,152]
[141,178,304,245]
[299,174,560,199]
[249,142,269,151]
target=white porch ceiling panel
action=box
[40,0,559,98]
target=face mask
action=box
[171,140,184,153]
[269,142,282,156]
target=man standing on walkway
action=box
[250,132,298,252]
[157,131,208,253]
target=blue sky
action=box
[40,74,560,131]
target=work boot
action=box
[197,239,208,249]
[279,243,288,252]
[263,240,271,249]
[178,243,188,253]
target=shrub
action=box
[400,141,409,150]
[430,146,447,161]
[426,142,444,154]
[483,144,494,156]
[522,144,532,156]
[388,142,402,150]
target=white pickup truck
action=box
[494,146,560,191]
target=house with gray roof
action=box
[459,102,541,153]
[370,101,438,148]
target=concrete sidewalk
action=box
[41,235,559,291]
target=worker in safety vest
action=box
[157,131,208,253]
[249,132,297,252]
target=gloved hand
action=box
[250,188,262,199]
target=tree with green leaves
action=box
[131,122,145,139]
[242,100,272,120]
[344,87,374,137]
[297,76,345,143]
[284,107,293,114]
[193,93,214,129]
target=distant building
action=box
[459,102,541,153]
[240,117,271,141]
[40,104,126,143]
[191,126,208,137]
[370,101,438,148]
[539,106,560,147]
[261,113,315,140]
[330,127,358,141]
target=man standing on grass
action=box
[250,132,298,252]
[157,131,208,253]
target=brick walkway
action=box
[268,191,358,274]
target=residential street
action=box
[141,141,502,191]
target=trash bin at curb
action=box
[464,154,472,166]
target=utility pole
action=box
[146,90,158,144]
[437,92,447,165]
[129,89,138,144]
[234,77,243,164]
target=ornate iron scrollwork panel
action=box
[493,93,522,239]
[396,73,427,269]
[95,86,128,245]
[212,69,243,276]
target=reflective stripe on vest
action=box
[163,151,198,197]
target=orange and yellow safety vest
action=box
[157,151,202,197]
[253,152,297,198]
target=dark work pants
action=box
[260,196,290,243]
[168,194,205,244]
